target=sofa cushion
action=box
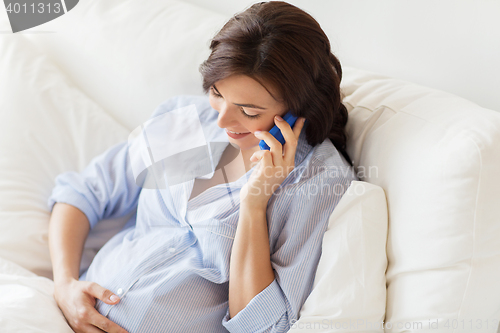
[341,66,500,331]
[0,257,73,332]
[292,181,388,332]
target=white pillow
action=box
[341,66,500,332]
[0,257,72,332]
[25,0,228,131]
[290,181,388,332]
[0,34,131,279]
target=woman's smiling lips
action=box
[225,128,252,139]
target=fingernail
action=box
[254,131,262,136]
[275,115,283,121]
[110,295,119,302]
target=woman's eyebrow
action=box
[213,84,267,110]
[233,103,267,110]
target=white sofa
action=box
[1,1,499,332]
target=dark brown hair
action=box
[199,1,353,166]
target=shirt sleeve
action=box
[46,139,142,230]
[222,169,355,333]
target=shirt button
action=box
[116,288,123,295]
[168,247,176,253]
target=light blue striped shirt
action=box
[47,95,358,333]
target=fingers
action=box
[89,312,129,333]
[70,301,128,333]
[73,311,128,333]
[78,325,107,333]
[83,282,129,333]
[250,149,267,163]
[272,115,305,165]
[254,129,282,164]
[253,116,306,165]
[86,281,121,305]
[260,150,274,177]
[292,117,306,138]
[55,279,129,333]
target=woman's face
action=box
[209,75,287,152]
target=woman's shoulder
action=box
[289,138,358,189]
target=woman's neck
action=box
[216,144,260,178]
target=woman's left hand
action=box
[240,115,306,209]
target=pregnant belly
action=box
[100,250,230,332]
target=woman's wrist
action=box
[240,177,274,210]
[53,269,78,287]
[239,194,269,212]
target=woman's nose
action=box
[217,104,237,128]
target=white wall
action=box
[183,0,500,112]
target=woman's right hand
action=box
[54,278,129,333]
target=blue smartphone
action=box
[259,111,298,150]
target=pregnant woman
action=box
[48,1,358,332]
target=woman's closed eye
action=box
[210,86,261,119]
[210,86,223,98]
[240,107,261,119]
